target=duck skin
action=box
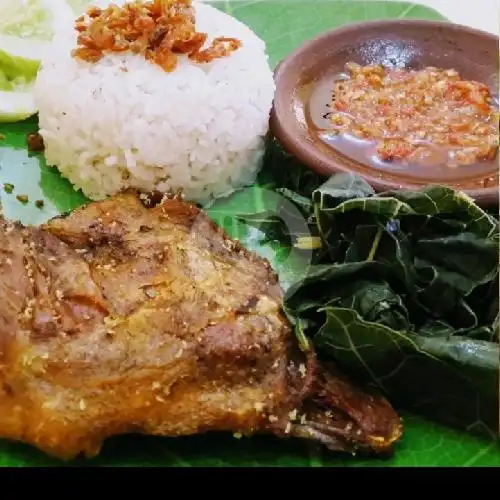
[0,191,403,460]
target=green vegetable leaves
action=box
[311,307,499,439]
[251,171,500,439]
[312,171,375,208]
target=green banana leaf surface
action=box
[0,0,499,467]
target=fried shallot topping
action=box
[71,0,242,72]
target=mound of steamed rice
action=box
[34,0,276,205]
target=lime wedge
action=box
[0,87,37,122]
[0,33,48,81]
[0,0,74,122]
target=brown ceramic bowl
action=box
[270,20,499,207]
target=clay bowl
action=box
[270,20,499,207]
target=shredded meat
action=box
[330,62,499,167]
[72,0,242,72]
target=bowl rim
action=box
[269,18,500,207]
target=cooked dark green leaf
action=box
[258,134,324,196]
[322,195,414,219]
[312,307,499,439]
[235,212,292,243]
[312,172,375,209]
[276,175,500,439]
[276,187,312,215]
[383,186,498,238]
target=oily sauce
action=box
[307,63,499,182]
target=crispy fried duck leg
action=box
[0,192,402,460]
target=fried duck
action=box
[0,192,402,460]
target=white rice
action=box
[34,0,276,206]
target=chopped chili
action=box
[330,62,499,167]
